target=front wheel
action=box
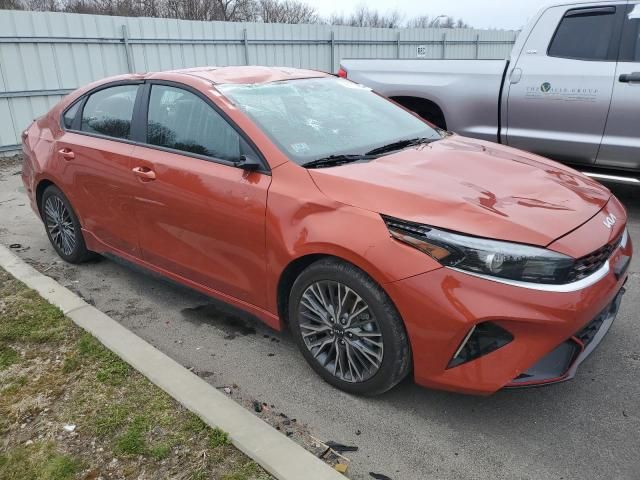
[289,259,411,395]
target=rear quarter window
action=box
[62,101,80,129]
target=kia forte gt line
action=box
[21,66,632,395]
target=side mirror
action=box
[236,154,261,172]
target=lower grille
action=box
[575,290,623,347]
[575,311,608,347]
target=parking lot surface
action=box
[1,155,638,480]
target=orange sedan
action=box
[21,66,632,395]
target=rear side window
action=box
[620,5,640,62]
[81,85,139,140]
[548,7,617,61]
[62,101,80,129]
[146,85,241,162]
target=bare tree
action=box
[328,6,403,28]
[25,0,61,10]
[0,0,23,8]
[1,0,471,28]
[213,0,254,21]
[0,0,25,8]
[407,15,470,29]
[257,0,317,24]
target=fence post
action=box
[475,33,480,59]
[121,25,134,73]
[396,32,401,58]
[441,32,446,59]
[330,30,335,73]
[243,28,249,65]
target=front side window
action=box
[81,85,139,139]
[146,85,241,161]
[548,7,617,61]
[217,77,442,165]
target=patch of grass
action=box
[95,356,130,385]
[90,404,130,437]
[0,375,27,398]
[0,277,67,345]
[114,417,148,456]
[75,333,131,385]
[149,442,172,460]
[223,461,266,480]
[61,354,80,374]
[0,344,18,370]
[0,443,82,480]
[0,268,273,479]
[190,470,208,480]
[183,412,209,434]
[76,333,104,358]
[209,427,231,448]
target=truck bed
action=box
[340,59,508,142]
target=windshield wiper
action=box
[365,137,437,156]
[303,154,373,169]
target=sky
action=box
[304,0,546,30]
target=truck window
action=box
[548,7,617,61]
[619,5,640,62]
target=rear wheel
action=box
[41,185,95,264]
[289,258,411,395]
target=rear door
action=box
[505,4,625,165]
[130,82,271,307]
[56,83,143,257]
[597,2,640,171]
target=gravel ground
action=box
[0,154,638,480]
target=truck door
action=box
[597,2,640,171]
[505,4,626,165]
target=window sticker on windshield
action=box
[291,142,310,153]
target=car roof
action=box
[150,65,330,85]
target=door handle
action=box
[619,72,640,83]
[58,148,75,161]
[132,166,156,181]
[509,67,523,84]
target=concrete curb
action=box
[0,244,345,480]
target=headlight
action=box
[383,215,575,285]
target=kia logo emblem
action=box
[603,213,616,229]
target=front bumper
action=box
[384,224,632,396]
[505,286,625,388]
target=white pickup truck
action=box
[340,0,640,176]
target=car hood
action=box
[308,136,611,246]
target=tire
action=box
[40,185,95,264]
[289,258,411,395]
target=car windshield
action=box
[217,77,442,165]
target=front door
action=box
[505,4,624,165]
[597,2,640,171]
[131,83,271,307]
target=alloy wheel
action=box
[298,280,384,383]
[44,195,76,256]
